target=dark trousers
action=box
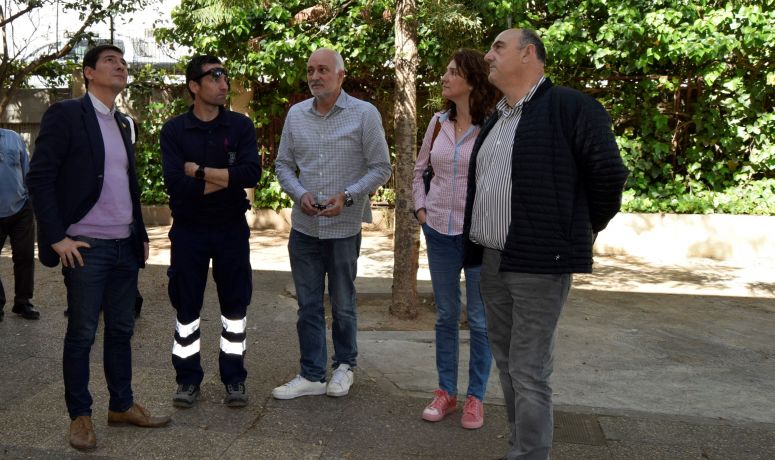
[63,236,139,419]
[168,220,252,386]
[480,248,571,460]
[0,200,35,308]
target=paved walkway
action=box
[0,227,774,458]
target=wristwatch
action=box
[195,165,205,180]
[343,190,354,207]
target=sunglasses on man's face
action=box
[195,67,229,82]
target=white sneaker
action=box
[326,364,354,397]
[272,375,326,400]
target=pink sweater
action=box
[67,109,132,239]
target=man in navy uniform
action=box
[161,55,261,409]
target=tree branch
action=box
[0,3,37,29]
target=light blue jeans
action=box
[480,248,571,460]
[423,223,492,400]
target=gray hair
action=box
[333,51,345,72]
[313,48,346,72]
[519,28,546,64]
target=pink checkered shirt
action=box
[412,111,480,236]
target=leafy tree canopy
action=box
[0,0,151,117]
[149,0,775,214]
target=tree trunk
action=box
[390,0,420,320]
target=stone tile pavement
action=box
[0,227,773,458]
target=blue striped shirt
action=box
[276,90,391,239]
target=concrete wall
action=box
[1,88,71,124]
[142,207,775,263]
[594,212,775,262]
[1,88,72,150]
[2,76,128,152]
[141,206,394,233]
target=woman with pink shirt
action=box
[412,49,499,430]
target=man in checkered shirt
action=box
[273,48,391,400]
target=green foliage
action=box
[129,65,188,205]
[372,185,396,205]
[155,0,398,129]
[468,0,774,214]
[532,1,775,203]
[254,167,292,211]
[25,60,77,89]
[142,0,774,215]
[622,179,775,215]
[0,0,151,114]
[134,102,173,205]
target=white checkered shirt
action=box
[275,90,391,239]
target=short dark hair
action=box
[82,44,124,89]
[443,49,501,126]
[519,28,546,64]
[185,55,223,99]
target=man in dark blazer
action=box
[27,44,170,452]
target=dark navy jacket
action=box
[27,96,148,268]
[160,106,261,226]
[463,78,629,274]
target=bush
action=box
[131,66,188,205]
[622,179,775,215]
[253,168,292,211]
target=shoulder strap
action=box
[428,118,442,167]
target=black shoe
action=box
[0,309,4,321]
[173,383,200,408]
[12,302,40,320]
[224,382,248,407]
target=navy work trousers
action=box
[168,219,252,386]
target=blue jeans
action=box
[62,236,139,419]
[480,248,571,460]
[288,229,360,382]
[423,223,492,400]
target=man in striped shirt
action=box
[273,48,391,400]
[463,29,628,459]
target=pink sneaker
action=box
[422,389,457,422]
[461,395,484,429]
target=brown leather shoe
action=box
[69,416,96,451]
[107,402,171,428]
